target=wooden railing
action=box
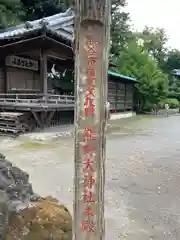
[0,93,75,106]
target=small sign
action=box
[5,55,38,71]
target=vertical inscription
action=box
[80,35,99,235]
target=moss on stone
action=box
[4,197,72,240]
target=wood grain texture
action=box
[77,0,106,22]
[73,0,111,239]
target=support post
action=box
[124,83,127,111]
[45,110,55,126]
[73,0,111,239]
[32,111,43,128]
[40,49,48,96]
[2,59,7,93]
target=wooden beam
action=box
[0,36,44,58]
[45,36,72,51]
[1,59,7,93]
[46,49,73,60]
[47,57,74,71]
[40,112,47,125]
[45,110,55,126]
[124,83,127,111]
[73,0,111,239]
[0,35,73,60]
[0,36,43,49]
[40,48,47,95]
[31,111,42,128]
[43,36,73,60]
[115,82,118,112]
[132,85,135,111]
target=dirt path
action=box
[0,115,180,239]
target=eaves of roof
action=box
[0,9,74,43]
[108,71,137,82]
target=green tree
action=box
[110,0,131,60]
[164,49,180,73]
[135,26,168,69]
[162,49,180,99]
[0,0,22,29]
[115,41,168,111]
[20,0,73,21]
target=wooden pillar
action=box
[132,84,135,111]
[40,49,47,95]
[115,82,118,112]
[73,0,111,239]
[124,83,127,111]
[3,62,7,94]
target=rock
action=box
[0,153,33,202]
[0,153,37,237]
[4,197,72,240]
[0,153,72,239]
[0,190,9,238]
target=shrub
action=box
[164,98,179,109]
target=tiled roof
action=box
[0,8,74,42]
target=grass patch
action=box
[20,141,51,149]
[109,114,152,126]
[107,114,155,134]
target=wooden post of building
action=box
[124,84,127,111]
[40,49,48,95]
[73,0,111,239]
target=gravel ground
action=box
[0,114,180,239]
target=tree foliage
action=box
[162,49,180,99]
[115,41,168,111]
[0,0,23,29]
[20,0,73,21]
[0,0,179,110]
[164,49,180,73]
[134,26,168,69]
[111,0,131,57]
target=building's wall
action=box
[0,67,5,93]
[108,79,134,111]
[6,67,40,93]
[116,82,125,111]
[107,80,116,110]
[125,84,133,109]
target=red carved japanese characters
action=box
[81,36,99,233]
[81,220,96,232]
[83,142,96,154]
[84,96,95,116]
[87,39,99,57]
[83,190,95,204]
[84,207,94,217]
[83,174,95,189]
[83,156,94,171]
[84,87,95,116]
[84,38,99,117]
[83,128,96,140]
[88,68,96,85]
